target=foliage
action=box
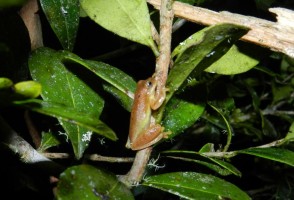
[0,0,293,199]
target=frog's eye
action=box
[146,81,153,87]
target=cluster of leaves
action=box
[1,0,293,199]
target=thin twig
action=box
[84,154,134,163]
[153,0,174,105]
[42,152,135,162]
[147,0,294,58]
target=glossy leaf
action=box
[40,0,79,51]
[80,0,158,55]
[13,99,117,141]
[166,23,249,102]
[239,147,294,167]
[162,97,205,137]
[62,54,136,111]
[29,47,105,159]
[143,172,250,200]
[56,165,134,200]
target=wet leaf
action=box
[62,54,136,111]
[29,47,105,159]
[56,165,134,200]
[143,172,250,199]
[162,97,205,137]
[40,0,79,51]
[80,0,158,55]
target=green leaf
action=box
[162,97,205,137]
[38,131,61,152]
[239,147,294,167]
[166,24,249,102]
[208,103,233,152]
[40,0,79,51]
[272,83,293,104]
[29,47,105,159]
[199,143,215,153]
[204,45,259,75]
[206,158,242,177]
[13,99,117,141]
[62,55,136,109]
[167,156,239,176]
[102,83,134,112]
[80,0,158,55]
[143,172,250,200]
[56,165,134,200]
[172,26,257,75]
[285,122,294,142]
[164,148,241,177]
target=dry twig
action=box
[147,0,294,57]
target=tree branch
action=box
[0,115,64,175]
[147,0,294,58]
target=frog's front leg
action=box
[129,124,169,151]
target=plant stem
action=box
[154,0,174,101]
[118,147,152,187]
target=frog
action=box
[126,77,170,150]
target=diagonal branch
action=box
[147,0,294,58]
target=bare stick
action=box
[147,0,294,58]
[153,0,174,108]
